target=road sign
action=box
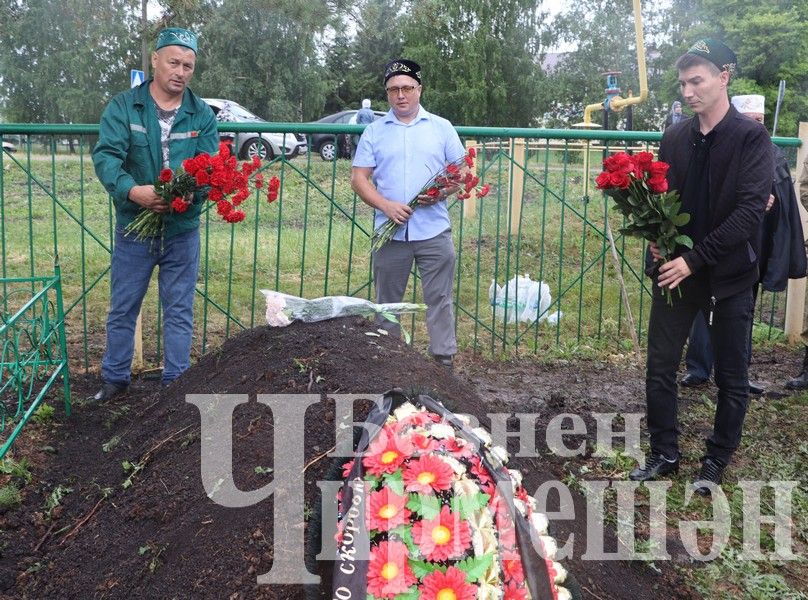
[131,69,145,88]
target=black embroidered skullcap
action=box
[384,59,422,85]
[687,38,737,77]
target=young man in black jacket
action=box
[629,39,773,496]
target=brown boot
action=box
[785,346,808,390]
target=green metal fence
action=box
[0,264,71,458]
[0,123,800,374]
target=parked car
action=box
[309,109,386,161]
[2,140,16,153]
[203,99,307,160]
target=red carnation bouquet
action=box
[595,151,692,303]
[371,147,491,252]
[125,142,275,241]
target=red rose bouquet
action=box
[124,142,264,241]
[595,151,692,303]
[371,147,491,252]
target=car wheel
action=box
[319,139,337,161]
[242,137,272,161]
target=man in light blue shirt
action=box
[351,58,465,368]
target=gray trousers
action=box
[372,229,457,356]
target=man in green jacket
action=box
[92,27,218,401]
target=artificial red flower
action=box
[419,566,477,600]
[363,427,414,476]
[503,581,529,600]
[171,197,189,213]
[411,505,471,561]
[409,432,438,453]
[159,168,173,183]
[366,487,411,531]
[367,540,417,598]
[502,556,526,585]
[341,459,354,478]
[403,454,454,493]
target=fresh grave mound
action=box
[18,317,692,599]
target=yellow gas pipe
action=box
[578,0,648,128]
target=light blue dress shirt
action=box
[353,105,465,241]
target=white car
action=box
[2,140,17,153]
[203,99,307,160]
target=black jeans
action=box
[645,282,753,464]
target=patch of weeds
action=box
[254,466,273,475]
[303,502,314,520]
[0,484,22,510]
[103,404,131,429]
[138,542,169,573]
[180,430,199,449]
[593,445,636,478]
[31,403,56,424]
[45,485,73,517]
[690,546,808,600]
[0,456,32,485]
[121,459,144,489]
[102,435,122,453]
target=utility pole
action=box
[141,0,149,76]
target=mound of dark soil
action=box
[2,317,696,599]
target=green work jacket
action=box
[92,78,218,238]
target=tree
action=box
[401,0,549,126]
[0,0,140,123]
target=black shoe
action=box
[680,373,708,388]
[692,456,726,496]
[785,372,808,390]
[432,354,454,370]
[92,382,128,402]
[748,380,765,395]
[629,452,679,481]
[785,347,808,390]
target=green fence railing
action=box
[0,264,71,458]
[0,123,800,372]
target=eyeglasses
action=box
[386,85,419,96]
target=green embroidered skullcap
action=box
[156,27,198,53]
[687,38,736,76]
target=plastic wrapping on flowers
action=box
[331,394,577,600]
[260,290,425,327]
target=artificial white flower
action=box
[428,423,456,439]
[556,585,572,600]
[471,426,493,446]
[490,445,509,464]
[455,413,472,427]
[442,455,466,475]
[539,535,558,560]
[508,468,523,488]
[393,402,420,422]
[551,561,567,584]
[513,498,528,516]
[453,478,480,497]
[530,512,549,536]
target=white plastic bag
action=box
[488,274,553,324]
